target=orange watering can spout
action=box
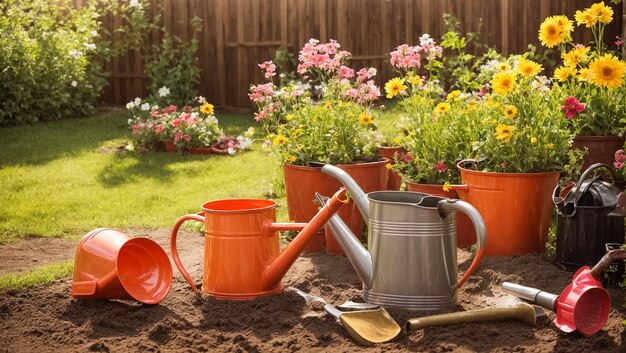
[261,188,348,290]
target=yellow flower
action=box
[466,100,477,111]
[503,105,518,119]
[516,59,543,77]
[495,124,514,143]
[577,67,593,82]
[491,71,517,96]
[553,15,574,35]
[446,90,461,101]
[287,155,297,163]
[408,74,423,85]
[286,113,295,121]
[498,62,511,72]
[562,46,590,68]
[575,9,597,28]
[273,135,287,145]
[545,143,554,149]
[538,16,568,48]
[589,54,626,89]
[554,66,577,82]
[385,163,392,170]
[442,182,451,192]
[392,137,402,145]
[590,2,613,24]
[435,102,451,114]
[200,103,214,115]
[324,101,332,109]
[385,77,408,99]
[358,112,373,125]
[530,137,537,143]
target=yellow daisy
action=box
[358,112,373,125]
[589,54,626,89]
[590,2,613,24]
[408,74,423,86]
[554,66,577,82]
[498,62,512,72]
[553,15,574,35]
[562,46,589,68]
[385,77,408,99]
[538,16,567,48]
[200,103,214,115]
[273,135,287,145]
[446,90,461,101]
[491,71,517,96]
[577,67,593,82]
[442,182,451,192]
[435,102,451,114]
[385,163,392,170]
[503,105,518,119]
[495,124,514,143]
[516,59,543,77]
[287,155,297,163]
[575,9,596,28]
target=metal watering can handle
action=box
[437,199,487,291]
[572,163,617,205]
[170,212,206,299]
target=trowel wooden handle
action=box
[406,303,537,331]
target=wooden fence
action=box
[98,0,624,108]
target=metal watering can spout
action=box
[321,164,369,222]
[314,193,374,288]
[262,188,349,290]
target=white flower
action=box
[68,50,80,59]
[206,115,218,125]
[158,86,170,97]
[140,103,150,111]
[126,102,135,110]
[84,43,96,51]
[133,97,142,106]
[129,0,143,10]
[195,96,207,104]
[125,143,135,151]
[367,68,377,76]
[71,81,78,87]
[227,147,236,155]
[127,118,133,125]
[91,30,98,37]
[237,136,253,149]
[419,33,434,46]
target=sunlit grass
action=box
[0,110,284,243]
[0,261,73,290]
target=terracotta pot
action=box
[572,135,625,171]
[453,162,560,256]
[378,146,406,190]
[164,141,177,152]
[405,181,476,248]
[283,160,388,255]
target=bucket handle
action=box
[170,213,206,299]
[571,163,617,205]
[437,199,487,291]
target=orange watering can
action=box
[170,188,348,300]
[71,228,173,304]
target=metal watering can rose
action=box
[170,188,348,300]
[319,165,487,311]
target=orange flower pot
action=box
[405,181,476,248]
[71,228,173,304]
[170,189,347,300]
[453,162,560,256]
[378,146,406,190]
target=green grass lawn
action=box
[0,109,285,244]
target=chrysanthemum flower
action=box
[435,102,451,114]
[495,124,514,143]
[562,46,590,68]
[503,105,518,119]
[577,68,593,82]
[384,77,408,99]
[590,2,613,24]
[200,103,214,115]
[539,16,569,48]
[554,66,577,82]
[273,135,287,145]
[358,112,373,125]
[491,71,517,96]
[589,54,626,89]
[575,9,597,27]
[516,59,543,77]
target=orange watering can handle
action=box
[170,213,206,298]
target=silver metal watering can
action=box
[320,165,487,311]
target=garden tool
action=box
[317,164,487,311]
[501,249,622,336]
[553,163,625,286]
[338,301,380,310]
[170,188,347,300]
[288,287,401,345]
[71,228,173,305]
[406,302,542,331]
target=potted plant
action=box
[540,2,626,170]
[250,39,388,254]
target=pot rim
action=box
[573,135,625,141]
[202,198,277,213]
[456,161,562,178]
[283,158,389,171]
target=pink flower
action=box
[389,44,422,69]
[614,161,624,169]
[561,96,585,119]
[174,132,184,142]
[154,124,165,134]
[403,154,414,163]
[132,124,141,133]
[615,149,626,162]
[150,110,160,118]
[171,118,182,127]
[434,161,447,172]
[501,162,507,169]
[616,36,625,47]
[183,134,191,142]
[258,60,276,78]
[162,105,177,114]
[337,66,355,79]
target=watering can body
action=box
[170,189,347,300]
[321,165,487,311]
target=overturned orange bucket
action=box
[71,228,173,304]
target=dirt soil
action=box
[0,228,625,352]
